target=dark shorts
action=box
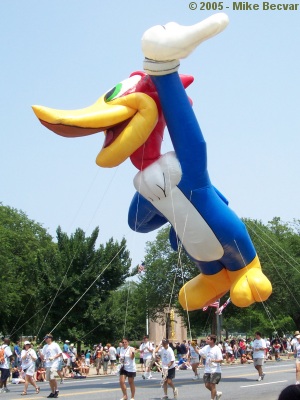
[140,358,144,364]
[203,372,221,384]
[164,367,175,380]
[0,368,10,382]
[120,369,136,378]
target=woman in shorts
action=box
[20,341,40,395]
[119,337,136,400]
[189,340,200,379]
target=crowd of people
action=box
[1,330,300,399]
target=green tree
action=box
[38,227,132,344]
[0,203,133,345]
[0,203,56,338]
[81,281,147,345]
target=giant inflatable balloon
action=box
[32,13,272,310]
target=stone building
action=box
[148,308,187,345]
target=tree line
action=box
[1,203,300,346]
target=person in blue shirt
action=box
[13,341,21,367]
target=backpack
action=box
[104,354,109,362]
[0,345,7,364]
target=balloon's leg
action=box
[179,269,231,311]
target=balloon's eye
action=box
[104,75,142,103]
[104,83,122,102]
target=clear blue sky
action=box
[1,0,299,269]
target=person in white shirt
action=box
[156,339,178,400]
[199,334,223,400]
[0,338,13,393]
[20,341,40,395]
[119,337,136,400]
[108,344,117,375]
[40,334,62,398]
[140,336,154,379]
[291,331,300,357]
[251,331,266,381]
[293,334,300,384]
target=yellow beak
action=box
[32,92,158,167]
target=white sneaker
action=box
[142,13,229,62]
[257,376,262,381]
[173,388,178,398]
[192,375,199,380]
[216,391,222,400]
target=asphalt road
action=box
[3,361,296,400]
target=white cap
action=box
[24,341,31,345]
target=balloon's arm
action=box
[150,73,209,187]
[128,192,168,233]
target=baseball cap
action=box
[65,340,70,343]
[296,335,300,339]
[24,341,31,345]
[44,334,53,340]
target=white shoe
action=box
[216,391,222,400]
[257,376,262,381]
[142,13,229,62]
[192,374,199,380]
[173,388,178,398]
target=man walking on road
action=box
[199,334,223,400]
[0,338,13,393]
[251,331,266,381]
[156,339,178,400]
[40,334,62,398]
[140,336,154,379]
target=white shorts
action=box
[24,364,35,377]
